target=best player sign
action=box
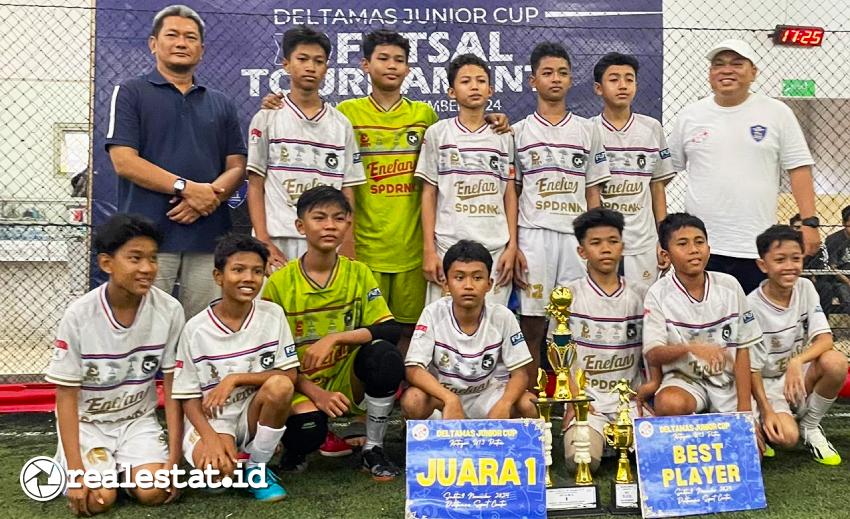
[634,413,766,518]
[406,419,546,518]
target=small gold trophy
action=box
[533,287,602,516]
[603,379,640,514]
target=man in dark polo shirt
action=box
[106,5,247,318]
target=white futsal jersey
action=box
[593,113,675,254]
[513,112,610,233]
[414,117,514,253]
[172,299,300,415]
[45,284,184,425]
[247,95,365,238]
[747,278,831,378]
[406,297,532,396]
[643,272,762,386]
[566,275,646,414]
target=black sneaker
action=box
[277,450,308,473]
[361,446,400,482]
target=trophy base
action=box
[545,484,604,517]
[608,481,640,515]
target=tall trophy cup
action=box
[533,287,603,516]
[603,379,640,514]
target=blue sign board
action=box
[634,412,767,518]
[406,419,546,518]
[90,1,662,285]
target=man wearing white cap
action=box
[669,39,820,294]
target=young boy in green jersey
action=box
[263,185,406,481]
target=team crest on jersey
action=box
[141,355,159,375]
[279,146,290,162]
[481,354,495,370]
[450,152,461,165]
[406,131,420,146]
[581,322,590,339]
[721,324,732,342]
[637,154,646,169]
[439,352,451,368]
[325,152,339,169]
[367,287,382,301]
[260,351,275,370]
[750,125,767,142]
[530,150,541,166]
[771,337,782,350]
[83,363,100,383]
[359,133,370,147]
[572,153,586,168]
[209,364,220,381]
[626,323,637,339]
[489,155,500,171]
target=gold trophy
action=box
[603,379,640,514]
[533,287,602,516]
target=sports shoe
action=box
[319,431,354,457]
[246,465,288,502]
[361,446,401,482]
[278,451,308,473]
[762,444,775,458]
[802,426,842,466]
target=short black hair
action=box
[448,54,490,87]
[756,224,804,258]
[573,208,625,243]
[94,214,162,255]
[363,29,409,61]
[213,234,269,271]
[789,213,802,225]
[443,239,492,276]
[843,205,850,224]
[658,212,708,251]
[530,42,571,74]
[282,25,331,60]
[296,185,352,218]
[592,52,640,83]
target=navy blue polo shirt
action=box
[105,68,247,253]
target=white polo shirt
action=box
[669,93,813,258]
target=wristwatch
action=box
[801,216,820,228]
[173,177,187,196]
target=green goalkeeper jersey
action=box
[336,96,438,272]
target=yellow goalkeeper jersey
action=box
[336,96,438,272]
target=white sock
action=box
[247,423,286,468]
[799,392,836,432]
[364,394,395,451]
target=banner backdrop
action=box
[634,412,767,518]
[91,1,661,284]
[406,418,546,518]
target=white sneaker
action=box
[802,426,841,466]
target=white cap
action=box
[705,39,756,63]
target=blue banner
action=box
[90,1,662,285]
[634,412,766,518]
[406,419,546,518]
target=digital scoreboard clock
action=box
[772,25,825,47]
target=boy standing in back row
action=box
[513,43,611,383]
[416,54,518,307]
[247,26,363,270]
[592,52,676,287]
